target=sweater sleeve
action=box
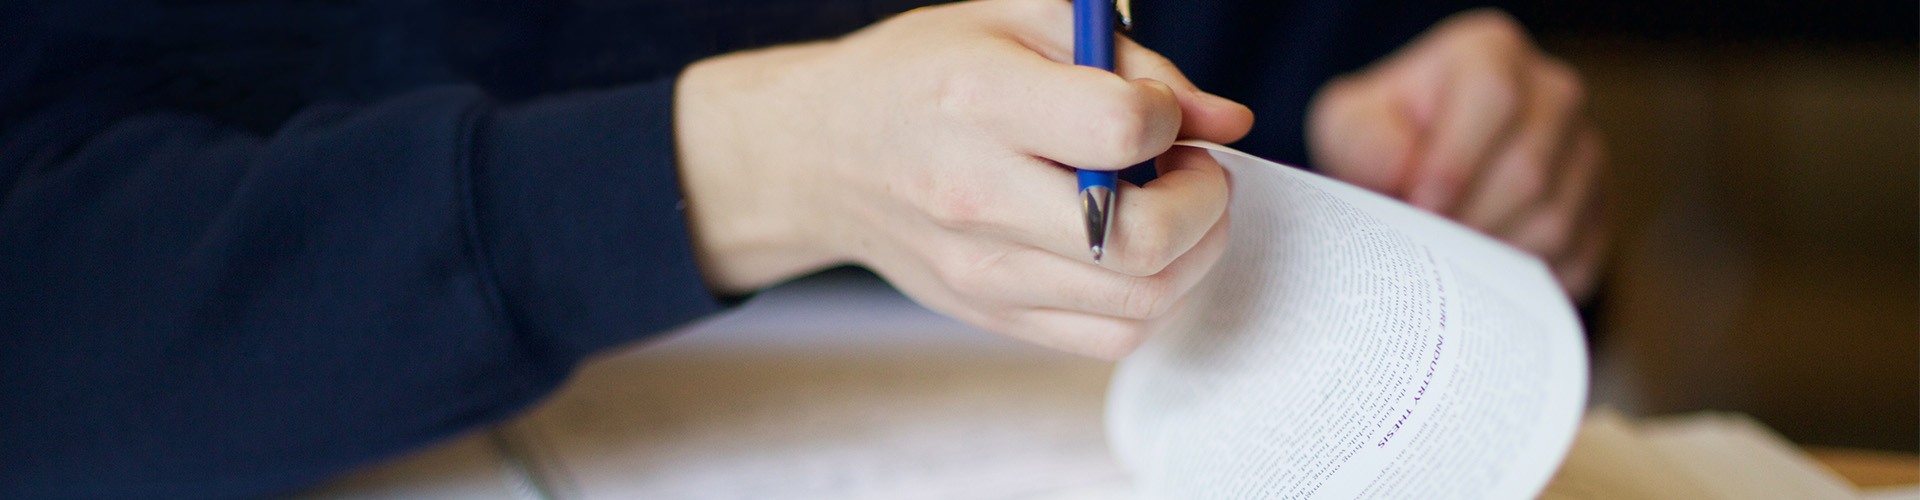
[0,37,721,500]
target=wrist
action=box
[674,43,846,294]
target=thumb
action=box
[1113,37,1254,144]
[1305,74,1421,197]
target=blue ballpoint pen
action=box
[1073,0,1129,261]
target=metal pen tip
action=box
[1082,186,1115,262]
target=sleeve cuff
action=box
[470,78,724,367]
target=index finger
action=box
[1000,4,1255,146]
[949,0,1251,170]
[938,36,1183,171]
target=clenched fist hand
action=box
[675,0,1255,358]
[1308,9,1608,300]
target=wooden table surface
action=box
[1808,447,1920,489]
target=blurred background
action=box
[1498,0,1917,452]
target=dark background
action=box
[1503,0,1915,42]
[1495,0,1917,451]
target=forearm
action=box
[0,82,722,499]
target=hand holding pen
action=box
[674,0,1251,357]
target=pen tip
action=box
[1083,186,1115,264]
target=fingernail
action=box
[1139,79,1175,97]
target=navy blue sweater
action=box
[1,1,1459,498]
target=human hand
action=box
[1305,9,1607,300]
[674,0,1255,358]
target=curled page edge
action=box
[1106,140,1590,500]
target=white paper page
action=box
[507,272,1129,500]
[1107,142,1588,500]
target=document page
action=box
[504,272,1130,500]
[1107,143,1589,500]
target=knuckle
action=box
[1466,9,1529,48]
[1450,57,1523,120]
[920,181,988,230]
[932,69,994,123]
[1086,97,1156,163]
[1541,59,1588,108]
[1119,215,1178,276]
[1446,12,1533,74]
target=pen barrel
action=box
[1072,0,1114,71]
[1077,168,1118,191]
[1072,0,1119,261]
[1071,0,1117,190]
